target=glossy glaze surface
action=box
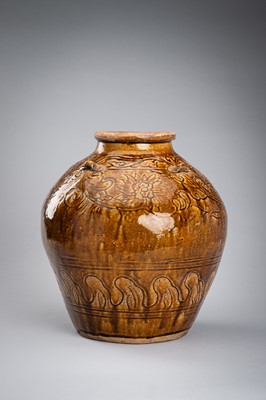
[42,131,227,343]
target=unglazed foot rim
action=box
[77,329,189,344]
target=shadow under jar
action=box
[42,131,227,343]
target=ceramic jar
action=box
[42,131,227,343]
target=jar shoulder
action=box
[42,151,226,219]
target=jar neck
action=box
[93,131,176,156]
[95,141,175,156]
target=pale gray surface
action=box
[0,1,265,399]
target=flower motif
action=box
[133,177,158,200]
[115,173,167,208]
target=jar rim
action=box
[94,131,176,143]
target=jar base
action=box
[77,329,189,344]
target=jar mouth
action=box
[94,131,176,143]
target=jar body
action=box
[42,132,227,343]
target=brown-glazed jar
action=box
[42,131,227,343]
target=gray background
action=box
[0,0,265,399]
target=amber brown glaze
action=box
[42,131,227,343]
